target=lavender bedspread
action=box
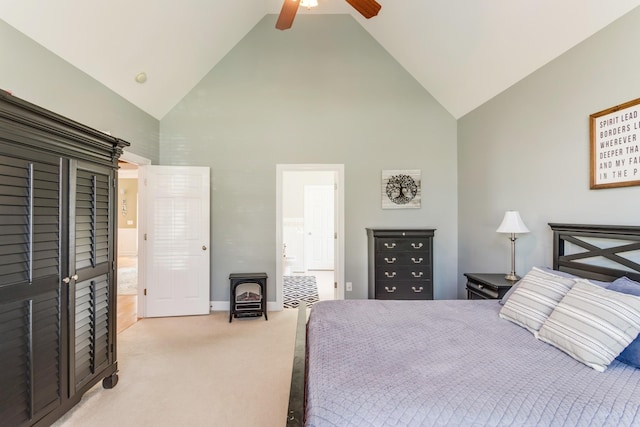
[305,299,640,426]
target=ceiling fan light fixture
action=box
[277,0,380,30]
[300,0,318,9]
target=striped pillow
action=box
[537,279,640,372]
[499,267,576,333]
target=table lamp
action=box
[496,211,529,281]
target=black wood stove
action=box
[229,273,268,322]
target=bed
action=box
[286,223,640,426]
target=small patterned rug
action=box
[284,275,319,309]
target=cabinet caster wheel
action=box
[103,373,119,389]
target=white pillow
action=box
[537,279,640,372]
[499,267,576,333]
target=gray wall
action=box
[0,20,159,163]
[457,7,640,292]
[13,7,637,303]
[160,15,458,302]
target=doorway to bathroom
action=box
[116,151,150,333]
[276,164,345,310]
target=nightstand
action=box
[464,273,516,300]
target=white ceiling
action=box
[2,0,639,120]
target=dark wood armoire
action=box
[0,90,129,426]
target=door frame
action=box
[275,164,345,310]
[119,150,150,318]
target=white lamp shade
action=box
[496,211,529,234]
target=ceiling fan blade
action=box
[345,0,381,19]
[276,0,300,30]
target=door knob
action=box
[62,277,70,284]
[202,245,207,251]
[72,274,78,280]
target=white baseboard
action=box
[210,301,228,311]
[210,301,281,312]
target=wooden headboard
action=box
[549,223,640,283]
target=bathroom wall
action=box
[117,170,139,257]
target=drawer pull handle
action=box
[412,286,424,293]
[384,243,397,249]
[384,286,397,293]
[411,272,423,278]
[411,243,424,249]
[411,257,423,264]
[384,272,397,278]
[384,257,397,264]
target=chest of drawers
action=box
[366,228,435,300]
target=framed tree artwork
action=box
[381,170,421,209]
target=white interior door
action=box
[304,185,334,270]
[141,165,210,317]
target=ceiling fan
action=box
[275,0,381,30]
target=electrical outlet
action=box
[346,281,353,291]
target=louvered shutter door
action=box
[0,154,30,288]
[0,147,62,425]
[72,165,113,392]
[0,300,30,426]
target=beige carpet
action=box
[53,309,298,427]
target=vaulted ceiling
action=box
[2,0,639,120]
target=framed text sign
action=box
[590,97,640,189]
